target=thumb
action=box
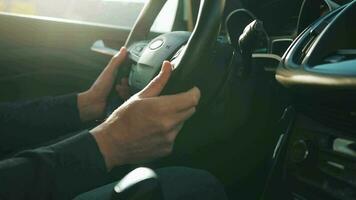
[138,61,172,98]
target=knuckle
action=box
[136,93,144,99]
[163,131,172,142]
[129,99,140,106]
[191,94,199,106]
[128,98,143,108]
[155,104,165,114]
[166,145,174,154]
[191,107,197,114]
[160,121,172,132]
[162,146,173,156]
[166,133,176,143]
[158,119,172,133]
[133,97,144,104]
[110,55,121,64]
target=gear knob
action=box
[111,168,163,200]
[238,20,268,76]
[238,19,267,54]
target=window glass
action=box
[0,0,178,32]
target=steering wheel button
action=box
[135,46,143,52]
[149,39,164,50]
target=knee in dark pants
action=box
[157,167,227,200]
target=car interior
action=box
[0,0,355,199]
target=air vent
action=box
[297,21,330,65]
[297,35,317,64]
[297,104,356,135]
[284,113,356,200]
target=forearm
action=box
[77,91,106,123]
[0,132,109,200]
[0,94,83,154]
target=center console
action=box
[263,102,356,200]
[262,0,356,199]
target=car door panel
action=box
[0,13,132,101]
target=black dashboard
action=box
[277,2,356,89]
[261,0,356,200]
[297,0,353,34]
[223,1,355,199]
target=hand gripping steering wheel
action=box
[108,0,226,114]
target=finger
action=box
[171,107,196,125]
[158,107,194,134]
[156,87,201,113]
[116,78,130,95]
[115,84,129,93]
[91,47,127,91]
[138,61,172,98]
[121,78,129,86]
[164,124,184,145]
[116,84,130,100]
[109,47,128,69]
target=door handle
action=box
[91,40,119,56]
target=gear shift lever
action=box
[238,19,268,76]
[111,168,163,200]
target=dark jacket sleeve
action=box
[0,94,83,155]
[0,131,109,200]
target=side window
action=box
[0,0,179,33]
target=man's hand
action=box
[91,61,201,171]
[78,47,128,122]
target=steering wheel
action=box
[107,0,226,114]
[276,1,356,89]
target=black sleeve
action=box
[0,131,110,200]
[0,94,83,155]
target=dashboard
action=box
[224,1,355,199]
[262,1,356,200]
[225,0,354,59]
[297,0,353,34]
[277,1,356,89]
